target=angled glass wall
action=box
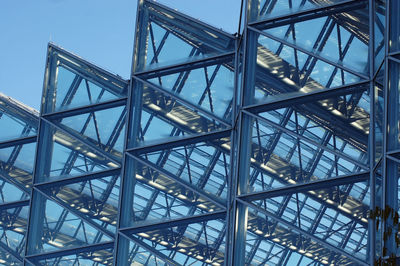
[0,0,398,264]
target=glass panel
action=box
[27,192,111,255]
[43,46,128,114]
[134,1,235,72]
[35,120,119,183]
[243,112,367,193]
[246,29,366,106]
[123,136,228,226]
[128,81,230,149]
[261,12,369,75]
[244,202,363,265]
[41,172,120,235]
[0,206,29,259]
[250,180,369,261]
[57,105,126,157]
[0,141,36,189]
[144,55,235,120]
[248,0,351,23]
[375,0,386,71]
[389,0,400,52]
[122,235,166,265]
[0,95,37,142]
[127,216,226,265]
[0,249,22,265]
[35,247,113,265]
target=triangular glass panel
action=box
[38,170,120,235]
[125,213,226,265]
[134,1,235,72]
[42,45,128,114]
[118,234,168,265]
[54,105,126,158]
[0,94,37,142]
[241,201,362,265]
[0,205,29,261]
[121,154,226,227]
[0,177,28,203]
[0,141,36,190]
[0,248,22,265]
[35,120,119,183]
[128,80,230,149]
[242,112,368,193]
[143,55,234,120]
[27,192,112,255]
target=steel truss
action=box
[0,0,397,265]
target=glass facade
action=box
[0,0,399,264]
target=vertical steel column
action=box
[231,11,258,263]
[369,0,376,264]
[383,0,400,259]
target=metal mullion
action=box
[136,51,234,79]
[238,198,368,265]
[60,75,82,108]
[127,129,230,155]
[35,168,120,190]
[240,171,369,201]
[120,210,226,234]
[0,135,37,149]
[43,98,127,120]
[25,241,114,262]
[0,200,29,211]
[104,108,127,153]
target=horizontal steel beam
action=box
[42,98,127,120]
[244,81,369,114]
[127,129,231,155]
[120,210,226,234]
[25,241,114,261]
[135,52,235,79]
[0,135,37,149]
[239,171,369,201]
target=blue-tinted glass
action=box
[27,192,112,255]
[248,0,348,23]
[35,120,119,183]
[134,1,235,72]
[42,46,128,114]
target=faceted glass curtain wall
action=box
[0,0,396,265]
[0,94,38,264]
[25,44,128,265]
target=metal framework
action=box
[0,0,398,265]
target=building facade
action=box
[0,0,398,264]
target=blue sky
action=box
[0,0,240,110]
